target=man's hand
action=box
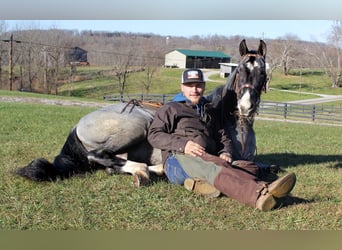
[184,141,205,157]
[219,152,233,164]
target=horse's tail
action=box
[16,127,93,182]
[16,158,59,181]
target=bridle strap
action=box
[237,83,255,94]
[243,53,263,58]
[234,53,267,96]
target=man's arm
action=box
[147,105,188,153]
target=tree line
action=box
[0,20,341,94]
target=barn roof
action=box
[174,49,230,58]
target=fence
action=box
[103,94,342,125]
[259,101,342,124]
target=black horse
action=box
[16,39,268,186]
[208,39,267,161]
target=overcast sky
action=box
[4,20,334,43]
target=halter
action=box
[234,78,261,97]
[233,53,267,98]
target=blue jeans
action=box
[164,155,190,185]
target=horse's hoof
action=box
[131,174,150,188]
[105,167,116,175]
[132,174,141,187]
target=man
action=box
[147,68,296,211]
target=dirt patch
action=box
[0,96,108,108]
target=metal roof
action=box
[175,49,230,58]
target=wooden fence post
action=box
[312,105,316,122]
[284,103,288,119]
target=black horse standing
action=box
[16,39,268,184]
[208,39,267,161]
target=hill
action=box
[0,28,338,93]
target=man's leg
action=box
[165,154,220,197]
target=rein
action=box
[120,99,163,114]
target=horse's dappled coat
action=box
[77,103,155,153]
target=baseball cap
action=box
[181,69,205,84]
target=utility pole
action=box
[2,34,21,91]
[9,34,13,90]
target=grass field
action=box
[0,98,341,230]
[0,67,341,230]
[55,67,342,102]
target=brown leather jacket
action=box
[147,100,232,164]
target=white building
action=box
[165,49,230,69]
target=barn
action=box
[165,49,230,69]
[64,47,88,65]
[219,62,238,78]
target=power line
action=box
[1,37,165,60]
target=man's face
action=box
[181,82,205,105]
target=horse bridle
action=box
[234,53,267,99]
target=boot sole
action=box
[256,193,276,211]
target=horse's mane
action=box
[206,68,238,127]
[222,68,238,97]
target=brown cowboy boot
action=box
[184,178,221,198]
[256,172,296,211]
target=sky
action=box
[4,20,334,43]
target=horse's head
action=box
[234,39,267,118]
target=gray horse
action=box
[16,39,268,186]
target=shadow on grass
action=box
[148,153,341,186]
[289,70,325,77]
[276,195,315,209]
[255,153,342,169]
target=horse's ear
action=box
[258,40,267,58]
[239,39,248,56]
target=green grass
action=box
[54,67,342,102]
[0,100,341,230]
[0,67,341,230]
[270,69,342,95]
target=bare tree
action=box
[140,39,164,94]
[308,21,342,88]
[328,21,342,87]
[0,21,6,88]
[112,51,133,99]
[271,35,299,75]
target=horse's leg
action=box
[125,140,164,176]
[147,164,164,175]
[120,160,150,187]
[87,149,126,168]
[227,119,256,161]
[89,151,150,187]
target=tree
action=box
[328,21,342,87]
[271,35,299,75]
[309,21,342,88]
[139,38,164,94]
[112,50,133,99]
